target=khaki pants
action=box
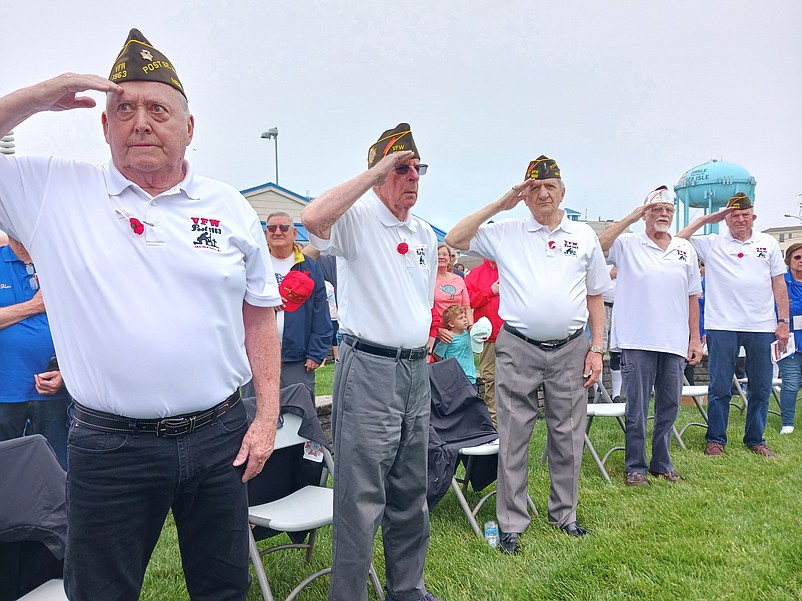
[478,341,497,426]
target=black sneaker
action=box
[499,532,520,554]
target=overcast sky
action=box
[2,0,800,232]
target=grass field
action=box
[139,396,802,601]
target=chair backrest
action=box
[0,435,67,601]
[274,413,308,450]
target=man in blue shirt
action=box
[0,236,69,468]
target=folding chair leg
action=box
[450,477,484,537]
[671,425,687,450]
[368,563,385,600]
[249,529,275,601]
[583,432,612,483]
[731,377,748,413]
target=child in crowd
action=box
[433,304,476,386]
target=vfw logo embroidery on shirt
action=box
[415,245,428,267]
[675,248,688,262]
[756,247,768,259]
[563,240,579,257]
[191,217,222,251]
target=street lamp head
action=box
[261,127,278,140]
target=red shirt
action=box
[465,259,502,342]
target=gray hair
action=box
[266,211,294,223]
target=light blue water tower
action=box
[674,159,756,234]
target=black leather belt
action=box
[503,323,583,350]
[604,302,614,308]
[72,391,241,437]
[342,334,427,361]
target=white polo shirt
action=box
[0,155,281,417]
[309,193,437,348]
[468,212,611,340]
[689,229,785,332]
[608,233,702,357]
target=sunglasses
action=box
[266,224,292,233]
[394,164,428,176]
[25,263,39,291]
[792,255,802,261]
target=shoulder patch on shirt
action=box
[190,216,222,252]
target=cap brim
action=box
[471,340,485,353]
[283,300,304,313]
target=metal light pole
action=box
[260,127,279,185]
[784,196,802,222]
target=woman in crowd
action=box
[428,243,472,351]
[778,242,802,434]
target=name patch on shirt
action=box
[191,216,222,252]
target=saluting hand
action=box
[370,150,416,187]
[30,73,120,113]
[497,180,536,211]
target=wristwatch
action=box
[778,318,791,324]
[589,345,604,354]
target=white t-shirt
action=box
[0,156,281,417]
[689,229,785,332]
[309,193,437,348]
[608,233,702,357]
[468,212,611,340]
[271,253,296,341]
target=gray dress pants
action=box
[495,328,589,531]
[328,342,431,601]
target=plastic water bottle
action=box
[484,521,499,548]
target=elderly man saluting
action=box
[599,186,703,486]
[302,124,440,601]
[0,30,282,600]
[447,156,610,554]
[678,193,789,457]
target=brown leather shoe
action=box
[649,469,684,483]
[748,443,776,457]
[626,472,649,486]
[705,442,725,456]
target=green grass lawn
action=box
[139,399,802,601]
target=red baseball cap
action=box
[280,271,314,312]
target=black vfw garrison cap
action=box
[109,28,185,98]
[525,155,561,180]
[367,123,420,168]
[726,192,753,210]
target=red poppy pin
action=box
[737,252,744,258]
[129,218,145,235]
[397,242,409,255]
[548,241,557,250]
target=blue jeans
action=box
[706,330,775,447]
[0,398,69,470]
[64,401,251,601]
[620,350,684,474]
[778,352,802,427]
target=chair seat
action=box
[249,486,333,532]
[458,439,499,456]
[18,579,67,600]
[587,403,626,418]
[682,386,708,396]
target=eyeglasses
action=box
[792,255,802,261]
[266,224,292,233]
[647,206,675,215]
[25,263,39,291]
[394,164,428,176]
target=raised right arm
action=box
[301,151,413,240]
[0,73,119,138]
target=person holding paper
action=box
[777,242,802,434]
[677,193,789,457]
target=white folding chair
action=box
[451,439,537,537]
[248,412,384,601]
[678,384,709,443]
[733,377,783,417]
[583,402,627,483]
[17,580,67,600]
